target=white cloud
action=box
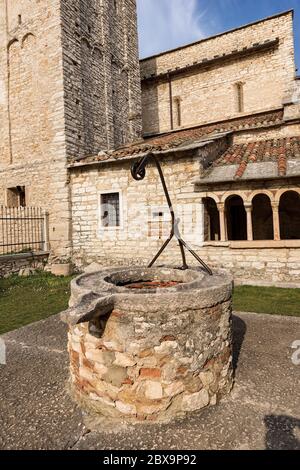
[137,0,208,58]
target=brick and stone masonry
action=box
[0,0,142,259]
[61,267,234,423]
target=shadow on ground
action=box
[232,315,247,371]
[264,415,300,450]
[0,312,299,450]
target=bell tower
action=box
[61,0,142,160]
[0,0,142,258]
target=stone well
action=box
[61,267,234,423]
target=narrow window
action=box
[7,186,26,208]
[101,192,120,228]
[173,97,182,127]
[236,82,244,113]
[113,0,119,13]
[18,15,22,25]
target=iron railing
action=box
[0,206,49,256]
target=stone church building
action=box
[0,1,300,284]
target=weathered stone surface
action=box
[164,382,185,398]
[65,267,233,423]
[200,371,215,387]
[144,381,163,400]
[114,352,136,367]
[116,401,137,415]
[154,341,178,355]
[182,389,210,412]
[103,367,128,388]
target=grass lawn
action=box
[0,273,299,335]
[233,285,300,317]
[0,272,74,335]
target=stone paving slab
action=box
[0,312,299,450]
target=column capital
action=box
[217,202,225,211]
[271,202,280,210]
[244,203,253,212]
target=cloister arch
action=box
[225,195,247,241]
[249,189,274,204]
[279,191,300,240]
[203,197,221,241]
[252,194,274,240]
[221,191,246,204]
[275,187,300,203]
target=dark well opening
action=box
[119,280,182,289]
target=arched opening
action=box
[279,191,300,240]
[203,198,220,241]
[252,194,274,240]
[226,195,247,241]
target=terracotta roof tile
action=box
[213,136,300,178]
[72,109,284,165]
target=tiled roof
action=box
[71,109,283,166]
[213,137,300,178]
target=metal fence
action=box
[0,206,49,256]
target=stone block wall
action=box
[0,252,49,278]
[61,0,142,159]
[0,0,71,257]
[0,0,142,259]
[70,154,202,268]
[70,153,300,285]
[140,11,296,134]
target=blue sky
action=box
[137,0,300,73]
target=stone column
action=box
[217,203,227,242]
[244,203,253,241]
[272,202,281,241]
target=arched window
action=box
[173,96,182,127]
[226,195,247,241]
[279,191,300,240]
[252,194,274,240]
[235,82,244,113]
[203,198,220,241]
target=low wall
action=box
[0,252,49,278]
[197,244,300,285]
[72,241,300,286]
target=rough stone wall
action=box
[61,0,142,160]
[70,154,203,268]
[0,252,48,278]
[70,152,300,284]
[0,0,65,167]
[0,0,71,257]
[140,12,296,134]
[0,0,142,258]
[68,296,233,422]
[196,245,300,284]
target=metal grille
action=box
[0,206,47,255]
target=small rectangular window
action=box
[100,192,120,227]
[7,186,26,208]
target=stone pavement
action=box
[0,312,299,450]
